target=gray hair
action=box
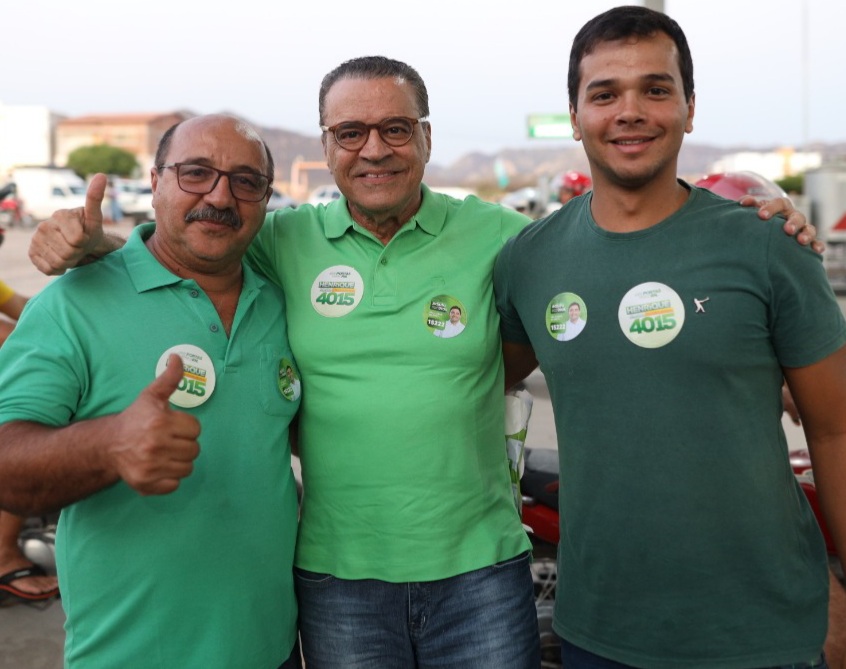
[318,56,430,125]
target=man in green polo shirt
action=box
[0,115,301,669]
[28,57,819,669]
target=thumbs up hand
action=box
[108,354,202,495]
[29,173,118,276]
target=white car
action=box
[122,184,155,225]
[267,191,297,211]
[308,185,342,206]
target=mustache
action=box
[184,206,242,229]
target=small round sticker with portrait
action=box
[617,281,685,349]
[154,344,216,408]
[425,296,468,339]
[277,358,301,402]
[546,293,587,342]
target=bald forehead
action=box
[178,115,261,144]
[170,115,267,169]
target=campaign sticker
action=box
[617,282,685,349]
[425,295,467,339]
[277,358,301,402]
[311,265,363,317]
[546,292,587,342]
[154,344,216,408]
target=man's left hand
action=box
[740,195,824,254]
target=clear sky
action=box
[4,0,840,166]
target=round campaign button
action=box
[311,265,364,317]
[546,292,587,342]
[424,295,467,339]
[277,358,301,402]
[154,344,216,408]
[617,282,685,349]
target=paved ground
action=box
[0,221,831,668]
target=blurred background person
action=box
[0,278,59,604]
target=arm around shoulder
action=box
[783,344,846,562]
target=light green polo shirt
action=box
[248,185,531,581]
[0,225,300,669]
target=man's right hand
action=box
[109,354,202,495]
[29,173,109,276]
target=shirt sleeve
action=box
[0,298,84,427]
[244,213,285,290]
[0,279,13,308]
[499,207,532,246]
[494,236,532,346]
[766,223,846,368]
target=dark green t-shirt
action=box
[495,185,846,668]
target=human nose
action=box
[357,126,392,160]
[204,172,237,205]
[616,92,646,123]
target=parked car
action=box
[267,191,297,211]
[114,182,154,225]
[308,185,342,206]
[500,187,546,218]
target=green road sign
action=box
[527,114,572,139]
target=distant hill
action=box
[253,118,846,194]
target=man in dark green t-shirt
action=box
[496,7,846,669]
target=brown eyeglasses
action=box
[320,117,427,151]
[157,163,271,202]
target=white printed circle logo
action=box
[155,344,216,408]
[311,266,363,317]
[617,282,685,349]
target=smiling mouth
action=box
[358,171,399,179]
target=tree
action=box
[67,144,138,179]
[776,174,804,196]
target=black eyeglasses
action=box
[157,163,271,202]
[320,117,426,151]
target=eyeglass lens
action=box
[176,164,269,202]
[333,118,417,149]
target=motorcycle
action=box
[19,515,57,576]
[519,446,839,669]
[520,447,562,668]
[0,182,34,229]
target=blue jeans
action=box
[560,638,828,669]
[295,551,540,668]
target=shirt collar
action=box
[122,222,265,295]
[323,183,447,240]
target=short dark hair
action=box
[154,117,275,179]
[568,6,694,110]
[318,56,430,125]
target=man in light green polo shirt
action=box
[0,115,301,669]
[28,57,818,669]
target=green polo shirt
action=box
[248,185,532,581]
[0,224,300,669]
